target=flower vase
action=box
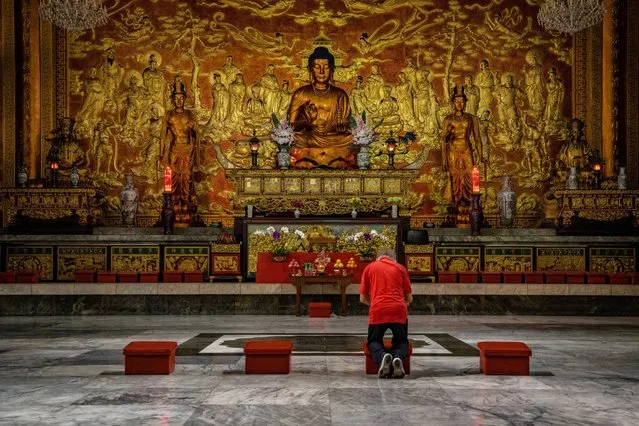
[351,208,357,219]
[70,167,80,187]
[567,167,579,189]
[618,167,628,190]
[277,145,290,169]
[294,208,300,218]
[17,166,28,188]
[391,205,398,218]
[357,145,370,170]
[246,205,254,218]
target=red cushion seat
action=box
[544,272,566,284]
[97,271,117,283]
[123,341,177,375]
[586,272,608,284]
[244,340,292,374]
[0,272,17,283]
[118,272,139,283]
[524,272,545,284]
[566,272,586,284]
[309,302,331,318]
[608,273,629,284]
[184,270,205,282]
[458,271,479,283]
[438,271,457,283]
[477,341,531,376]
[481,272,502,283]
[502,272,524,283]
[15,272,40,283]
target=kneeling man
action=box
[360,249,413,378]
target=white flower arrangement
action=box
[294,229,305,239]
[265,226,276,233]
[280,226,290,233]
[270,115,295,146]
[350,114,376,146]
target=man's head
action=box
[235,73,244,82]
[480,59,489,71]
[377,248,396,261]
[570,118,584,139]
[464,75,473,85]
[267,64,275,74]
[226,55,233,65]
[308,47,335,84]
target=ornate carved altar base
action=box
[555,190,639,226]
[227,169,420,216]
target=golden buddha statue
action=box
[288,47,356,169]
[441,86,483,207]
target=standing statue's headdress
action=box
[171,76,186,97]
[451,85,467,102]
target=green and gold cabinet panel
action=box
[210,243,241,280]
[436,247,481,272]
[536,247,586,271]
[6,246,54,281]
[164,246,210,273]
[484,247,533,272]
[110,246,160,273]
[404,244,434,277]
[57,246,108,281]
[589,247,636,273]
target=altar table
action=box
[290,274,353,316]
[255,252,367,284]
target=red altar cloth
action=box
[255,252,367,284]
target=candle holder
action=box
[50,160,59,188]
[249,130,260,169]
[161,192,175,235]
[386,131,396,170]
[469,192,483,236]
[589,150,604,189]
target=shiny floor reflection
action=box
[0,315,637,425]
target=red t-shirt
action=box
[360,257,412,325]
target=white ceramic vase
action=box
[567,167,579,189]
[618,167,628,190]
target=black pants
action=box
[367,321,409,366]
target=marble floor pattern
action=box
[0,315,638,426]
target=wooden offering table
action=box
[289,274,353,317]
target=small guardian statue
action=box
[120,172,139,226]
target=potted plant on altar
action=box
[347,197,361,218]
[251,226,307,262]
[342,229,394,262]
[387,196,402,218]
[270,114,295,169]
[350,112,379,170]
[291,199,304,218]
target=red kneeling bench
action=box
[244,340,292,374]
[309,302,331,318]
[123,341,177,375]
[477,341,531,376]
[363,340,412,375]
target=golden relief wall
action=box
[60,0,571,222]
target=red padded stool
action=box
[184,271,205,282]
[74,270,96,283]
[524,272,545,284]
[586,272,608,284]
[309,302,331,317]
[477,341,531,375]
[244,340,292,374]
[566,272,585,284]
[363,339,412,375]
[123,341,177,375]
[0,272,17,283]
[118,272,139,283]
[139,272,159,283]
[544,272,566,284]
[481,272,502,283]
[608,273,629,284]
[163,271,183,283]
[97,271,116,283]
[627,272,639,284]
[458,271,479,283]
[502,272,524,284]
[438,271,457,283]
[15,272,40,283]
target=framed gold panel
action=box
[363,178,381,194]
[536,247,586,271]
[323,178,341,194]
[484,247,533,272]
[284,178,302,194]
[405,254,434,275]
[6,246,54,280]
[164,246,209,273]
[436,247,481,272]
[110,246,160,273]
[343,178,360,194]
[383,178,401,194]
[244,178,261,194]
[304,177,322,193]
[263,177,281,194]
[589,247,635,273]
[57,246,107,281]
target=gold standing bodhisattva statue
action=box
[288,47,356,169]
[160,79,199,210]
[441,87,484,207]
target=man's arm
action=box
[360,294,370,306]
[405,293,413,306]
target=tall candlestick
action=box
[164,166,172,192]
[472,166,481,193]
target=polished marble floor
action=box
[0,315,638,426]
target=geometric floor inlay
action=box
[177,333,479,357]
